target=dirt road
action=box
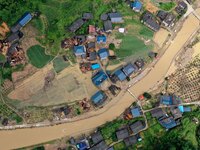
[0,14,199,150]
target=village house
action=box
[108,12,123,23]
[116,127,129,140]
[90,140,108,150]
[91,131,104,145]
[159,116,177,130]
[150,108,166,119]
[134,59,144,69]
[157,10,176,28]
[130,0,142,12]
[114,69,127,81]
[73,45,86,58]
[129,121,145,134]
[91,91,107,106]
[89,51,97,61]
[178,105,191,113]
[96,35,107,44]
[76,138,90,150]
[122,63,138,77]
[170,107,182,120]
[11,12,33,33]
[92,70,108,87]
[124,135,137,147]
[130,106,142,118]
[141,11,160,32]
[69,18,85,32]
[91,63,100,70]
[103,20,113,32]
[98,48,109,60]
[5,31,23,45]
[175,1,188,15]
[108,85,121,96]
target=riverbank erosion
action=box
[0,14,199,150]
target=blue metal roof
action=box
[92,70,108,86]
[179,106,191,112]
[97,35,107,43]
[159,117,177,129]
[178,105,184,113]
[91,91,106,105]
[122,64,136,76]
[98,48,109,60]
[131,107,141,117]
[74,45,86,55]
[184,107,191,112]
[18,12,32,27]
[91,63,100,70]
[160,95,173,105]
[131,0,142,10]
[76,141,88,150]
[114,69,127,81]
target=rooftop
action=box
[73,45,86,56]
[104,20,113,32]
[90,140,108,150]
[122,63,137,76]
[116,128,129,140]
[114,69,127,81]
[150,108,165,119]
[91,91,107,106]
[159,116,177,129]
[131,107,142,117]
[131,0,142,11]
[124,135,137,147]
[69,19,84,32]
[92,70,108,86]
[130,121,145,134]
[91,131,103,144]
[97,35,107,43]
[98,48,109,60]
[18,12,32,27]
[160,95,173,105]
[82,13,93,20]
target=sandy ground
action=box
[0,14,199,150]
[192,42,200,57]
[8,64,97,106]
[153,28,170,48]
[144,0,159,14]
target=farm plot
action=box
[27,45,54,68]
[53,57,70,73]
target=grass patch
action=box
[159,2,176,11]
[27,45,54,68]
[113,141,126,150]
[53,57,70,73]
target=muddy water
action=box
[0,14,199,150]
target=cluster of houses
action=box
[0,12,34,66]
[128,0,188,32]
[69,119,145,150]
[150,94,191,130]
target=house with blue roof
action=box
[114,69,127,81]
[92,70,108,86]
[18,12,33,27]
[159,116,177,130]
[131,107,142,117]
[160,95,173,105]
[178,106,191,113]
[131,0,142,12]
[122,63,138,77]
[91,91,107,106]
[76,139,90,150]
[74,45,86,57]
[98,48,109,60]
[97,35,107,44]
[11,12,33,33]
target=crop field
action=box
[53,57,70,73]
[27,45,54,68]
[158,2,176,11]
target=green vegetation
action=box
[100,117,144,144]
[53,57,70,73]
[113,141,126,150]
[0,54,6,63]
[109,43,116,50]
[139,107,200,149]
[143,92,152,99]
[27,45,54,68]
[159,2,176,11]
[0,99,23,124]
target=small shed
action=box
[82,13,93,20]
[91,63,100,70]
